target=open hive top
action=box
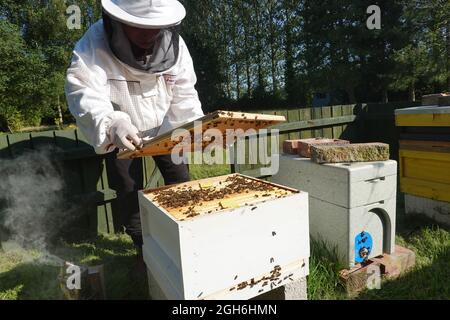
[143,174,298,221]
[118,110,285,159]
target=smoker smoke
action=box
[0,147,76,262]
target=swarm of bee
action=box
[229,265,294,292]
[152,175,274,208]
[148,175,293,220]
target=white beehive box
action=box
[271,155,397,268]
[138,174,310,300]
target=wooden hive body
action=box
[138,174,310,299]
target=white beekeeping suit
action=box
[65,0,204,154]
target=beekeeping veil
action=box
[101,0,186,72]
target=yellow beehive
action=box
[395,106,450,127]
[399,149,450,202]
[396,106,450,202]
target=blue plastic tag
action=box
[355,231,373,263]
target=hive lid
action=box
[324,160,398,182]
[280,154,397,182]
[142,173,298,221]
[395,105,450,115]
[118,110,285,159]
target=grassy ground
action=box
[1,163,450,300]
[0,234,148,300]
[308,222,450,300]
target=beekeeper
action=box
[65,0,203,268]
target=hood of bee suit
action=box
[102,11,179,73]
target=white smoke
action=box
[0,147,76,261]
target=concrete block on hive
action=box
[310,143,390,163]
[297,138,350,158]
[283,138,350,156]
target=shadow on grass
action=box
[0,234,149,300]
[357,246,450,299]
[357,215,450,300]
[307,211,450,300]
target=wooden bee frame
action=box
[117,110,285,159]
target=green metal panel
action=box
[341,105,358,141]
[75,129,90,144]
[275,110,289,151]
[332,105,343,139]
[54,129,78,149]
[97,203,109,234]
[341,105,353,132]
[273,115,356,132]
[299,108,312,139]
[82,157,104,235]
[7,132,32,156]
[143,156,157,189]
[97,159,108,234]
[0,134,10,158]
[287,109,301,140]
[312,107,323,138]
[30,131,56,149]
[105,202,115,234]
[322,107,333,138]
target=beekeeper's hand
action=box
[108,118,142,151]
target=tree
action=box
[0,20,54,131]
[0,0,103,130]
[389,0,450,101]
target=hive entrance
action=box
[144,174,297,220]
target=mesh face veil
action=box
[103,10,180,73]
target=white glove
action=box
[108,118,142,151]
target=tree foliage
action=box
[0,0,101,132]
[0,1,449,130]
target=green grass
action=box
[2,212,450,300]
[187,150,232,181]
[356,224,450,300]
[306,212,450,300]
[2,162,450,300]
[307,239,347,300]
[0,234,148,300]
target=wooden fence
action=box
[0,102,419,237]
[0,129,165,239]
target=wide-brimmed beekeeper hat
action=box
[101,0,186,29]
